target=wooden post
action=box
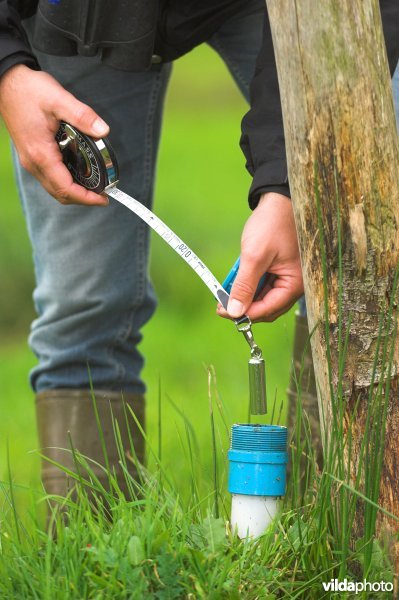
[266,0,399,564]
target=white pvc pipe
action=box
[231,494,278,538]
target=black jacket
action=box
[0,0,251,74]
[242,0,399,207]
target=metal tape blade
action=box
[107,187,230,310]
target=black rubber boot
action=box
[36,389,145,501]
[286,313,323,476]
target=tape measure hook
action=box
[235,315,263,359]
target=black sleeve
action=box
[380,0,399,75]
[241,0,399,210]
[240,10,288,209]
[0,1,40,78]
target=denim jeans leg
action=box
[14,52,172,393]
[207,0,264,103]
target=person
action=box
[0,0,303,499]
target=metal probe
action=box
[234,316,267,415]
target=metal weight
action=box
[248,355,267,415]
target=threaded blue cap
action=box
[231,424,287,452]
[228,424,288,496]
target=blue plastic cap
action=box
[222,257,241,294]
[228,424,288,497]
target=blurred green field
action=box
[0,44,294,507]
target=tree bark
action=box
[266,0,399,566]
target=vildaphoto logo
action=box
[322,579,393,594]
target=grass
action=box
[0,374,395,598]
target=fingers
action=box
[47,91,110,204]
[218,275,303,323]
[0,66,111,206]
[217,289,296,322]
[51,90,109,139]
[49,95,109,203]
[247,284,301,322]
[226,254,267,318]
[29,143,109,206]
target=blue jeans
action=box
[15,2,264,394]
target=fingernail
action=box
[227,298,244,317]
[93,118,109,135]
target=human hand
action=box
[217,192,304,322]
[0,64,110,206]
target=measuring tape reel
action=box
[56,122,119,194]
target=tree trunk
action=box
[266,0,399,567]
